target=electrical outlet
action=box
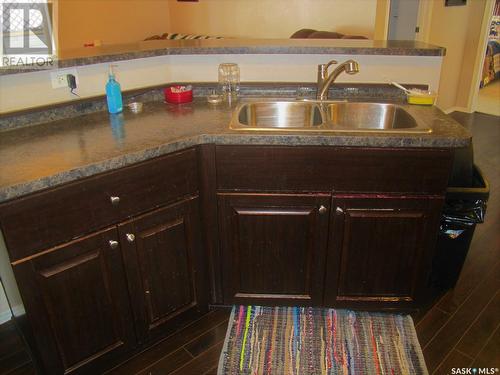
[50,69,79,89]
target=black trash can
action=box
[431,165,489,289]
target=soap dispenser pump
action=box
[106,65,123,114]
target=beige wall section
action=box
[57,0,170,51]
[0,54,442,113]
[415,0,434,43]
[427,0,488,111]
[167,0,377,39]
[374,0,390,40]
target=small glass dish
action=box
[207,93,223,104]
[127,102,143,113]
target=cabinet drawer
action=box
[0,148,198,261]
[216,146,453,194]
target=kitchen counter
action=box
[0,39,445,76]
[0,98,470,203]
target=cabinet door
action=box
[324,196,443,309]
[13,227,136,375]
[119,197,208,343]
[219,193,331,306]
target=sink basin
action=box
[230,100,431,133]
[325,102,422,131]
[232,101,323,131]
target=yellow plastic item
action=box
[407,91,437,105]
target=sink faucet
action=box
[316,59,360,100]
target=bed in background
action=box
[480,15,500,87]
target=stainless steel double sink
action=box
[230,100,431,133]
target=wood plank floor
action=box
[416,111,500,375]
[0,111,498,375]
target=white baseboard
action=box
[0,304,25,325]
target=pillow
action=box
[341,35,368,39]
[290,29,317,39]
[307,31,345,39]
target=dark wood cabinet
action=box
[324,196,444,309]
[13,227,136,374]
[0,144,454,374]
[218,193,331,306]
[119,197,208,343]
[0,149,206,374]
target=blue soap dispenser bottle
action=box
[106,65,123,114]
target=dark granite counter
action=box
[0,39,445,76]
[0,97,470,203]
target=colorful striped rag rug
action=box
[217,306,428,375]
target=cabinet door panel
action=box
[219,194,330,306]
[325,197,443,308]
[13,227,135,374]
[120,197,208,343]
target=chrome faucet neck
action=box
[316,59,359,101]
[317,60,337,91]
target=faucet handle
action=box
[318,60,338,82]
[325,60,338,71]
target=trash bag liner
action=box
[440,199,487,238]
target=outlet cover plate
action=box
[50,68,79,89]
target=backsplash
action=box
[0,83,418,132]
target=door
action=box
[219,193,331,306]
[388,0,420,40]
[119,196,208,343]
[324,196,443,309]
[13,227,136,375]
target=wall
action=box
[167,0,377,39]
[374,0,390,40]
[427,0,488,111]
[456,0,493,110]
[0,231,23,324]
[57,0,170,51]
[0,285,9,324]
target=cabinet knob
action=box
[336,207,344,214]
[110,196,120,205]
[126,233,136,243]
[318,205,328,214]
[109,240,119,249]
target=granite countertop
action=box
[0,98,470,203]
[0,39,445,76]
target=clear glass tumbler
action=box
[218,63,240,99]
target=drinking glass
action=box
[218,63,240,98]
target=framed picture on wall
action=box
[445,0,467,6]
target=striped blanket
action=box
[144,32,223,41]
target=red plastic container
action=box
[164,86,193,104]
